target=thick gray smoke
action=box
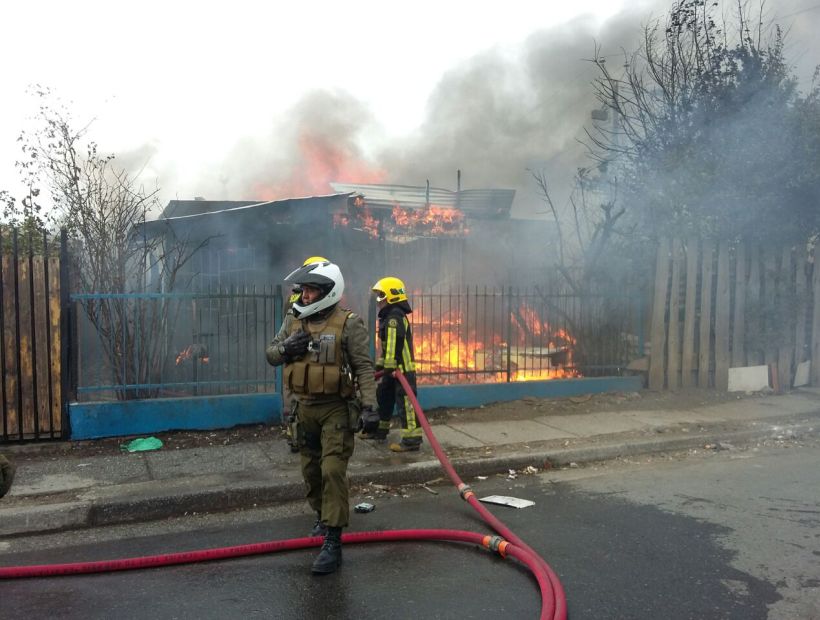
[189,6,653,217]
[183,0,820,221]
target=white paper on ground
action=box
[478,495,535,509]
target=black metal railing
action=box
[71,283,644,400]
[71,286,283,401]
[398,286,644,385]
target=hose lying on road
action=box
[0,369,567,620]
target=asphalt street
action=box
[2,438,817,619]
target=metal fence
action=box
[71,286,282,401]
[407,286,644,385]
[71,283,644,400]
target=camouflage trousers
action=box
[0,453,16,499]
[295,398,355,528]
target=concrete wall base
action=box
[68,376,642,440]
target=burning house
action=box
[138,183,557,305]
[123,184,598,392]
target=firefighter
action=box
[365,276,423,453]
[283,256,329,453]
[0,453,16,499]
[266,260,376,575]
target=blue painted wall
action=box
[69,393,282,440]
[69,376,642,440]
[417,376,643,410]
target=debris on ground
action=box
[479,495,535,509]
[120,437,163,453]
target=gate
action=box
[0,227,68,442]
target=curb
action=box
[1,417,817,539]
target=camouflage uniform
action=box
[0,453,15,499]
[266,305,376,528]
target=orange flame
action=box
[335,199,468,239]
[409,300,578,385]
[176,344,210,366]
[253,131,387,199]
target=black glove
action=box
[280,331,310,361]
[360,406,380,434]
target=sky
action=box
[2,0,820,217]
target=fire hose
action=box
[0,369,567,620]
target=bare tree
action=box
[13,87,207,399]
[585,0,820,245]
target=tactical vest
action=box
[283,306,354,398]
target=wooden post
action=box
[778,246,794,391]
[1,255,18,437]
[649,238,671,390]
[794,246,808,366]
[731,243,746,367]
[763,249,777,366]
[812,243,820,385]
[714,241,731,390]
[681,238,699,387]
[746,246,762,365]
[666,239,682,390]
[698,240,714,387]
[48,255,62,434]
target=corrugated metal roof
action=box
[133,193,352,239]
[330,183,514,219]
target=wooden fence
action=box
[648,238,819,391]
[1,229,67,442]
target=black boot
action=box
[310,513,327,537]
[311,526,342,575]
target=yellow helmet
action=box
[303,256,328,266]
[372,276,407,304]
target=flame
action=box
[176,344,210,366]
[334,198,468,239]
[253,131,387,199]
[410,300,579,385]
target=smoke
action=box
[205,89,386,201]
[180,0,820,222]
[381,9,647,216]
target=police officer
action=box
[365,276,422,453]
[283,256,329,453]
[266,260,377,575]
[0,453,16,499]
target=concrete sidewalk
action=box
[2,389,820,538]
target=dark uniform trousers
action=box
[377,370,421,443]
[297,397,355,528]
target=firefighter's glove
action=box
[375,357,385,371]
[280,331,311,361]
[360,407,380,434]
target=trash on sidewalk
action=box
[120,437,163,453]
[354,502,375,513]
[479,495,535,509]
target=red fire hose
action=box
[0,369,567,620]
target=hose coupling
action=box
[457,483,475,501]
[482,535,510,558]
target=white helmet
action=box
[285,260,345,320]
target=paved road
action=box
[2,439,818,619]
